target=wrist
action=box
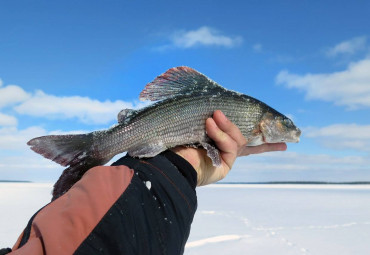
[171,146,204,186]
[171,146,219,186]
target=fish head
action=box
[259,112,301,143]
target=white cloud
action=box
[0,84,30,108]
[242,151,369,169]
[253,43,262,52]
[0,155,59,170]
[48,129,92,135]
[0,154,62,182]
[276,58,370,109]
[14,90,148,125]
[304,124,370,152]
[0,113,17,126]
[0,125,96,181]
[305,124,370,139]
[170,26,242,49]
[225,151,370,182]
[0,126,47,151]
[0,79,150,125]
[326,36,367,57]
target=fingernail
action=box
[207,117,217,128]
[217,110,228,120]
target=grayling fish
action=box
[28,66,301,200]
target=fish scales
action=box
[94,93,262,160]
[27,66,301,200]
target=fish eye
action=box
[282,118,292,127]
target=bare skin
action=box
[173,110,287,186]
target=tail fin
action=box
[27,134,94,167]
[51,156,103,200]
[27,133,108,200]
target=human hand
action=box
[172,110,287,186]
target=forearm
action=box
[10,152,197,255]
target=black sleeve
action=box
[162,150,198,190]
[0,248,12,255]
[74,151,198,255]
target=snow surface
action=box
[0,183,52,248]
[1,183,370,254]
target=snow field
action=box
[1,183,370,254]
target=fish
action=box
[27,66,301,200]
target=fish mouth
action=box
[260,123,301,144]
[283,128,301,143]
[292,128,302,143]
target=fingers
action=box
[206,118,236,155]
[203,110,288,185]
[240,142,287,156]
[205,111,245,170]
[207,110,287,159]
[212,110,247,149]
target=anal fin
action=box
[201,142,221,167]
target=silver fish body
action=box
[27,66,301,199]
[95,94,261,160]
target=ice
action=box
[77,151,87,159]
[186,235,248,248]
[200,210,215,215]
[0,183,53,248]
[186,184,370,255]
[146,181,151,190]
[1,183,370,254]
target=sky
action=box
[0,0,369,182]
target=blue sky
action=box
[0,0,369,182]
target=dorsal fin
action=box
[117,109,136,124]
[139,66,226,101]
